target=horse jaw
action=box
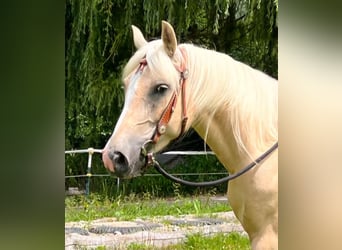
[132,25,147,49]
[161,20,177,57]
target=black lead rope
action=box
[151,142,278,187]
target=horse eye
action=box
[154,84,169,95]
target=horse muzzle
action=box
[102,148,131,177]
[102,141,154,178]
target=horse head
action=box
[102,21,189,178]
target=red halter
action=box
[137,47,188,144]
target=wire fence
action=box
[65,148,228,195]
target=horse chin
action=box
[110,172,142,179]
[107,168,142,179]
[127,162,146,178]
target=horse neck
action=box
[193,107,248,174]
[183,45,278,173]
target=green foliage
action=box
[65,0,278,194]
[65,193,230,222]
[181,232,250,250]
[126,232,250,250]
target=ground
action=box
[65,210,246,249]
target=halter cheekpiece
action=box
[136,47,189,146]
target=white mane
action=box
[182,44,278,154]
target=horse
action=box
[102,21,278,249]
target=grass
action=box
[82,233,250,250]
[65,193,230,222]
[127,232,250,250]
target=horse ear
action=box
[132,25,147,49]
[161,21,177,57]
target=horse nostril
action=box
[109,151,129,177]
[113,151,126,165]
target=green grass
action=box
[83,233,250,250]
[127,233,250,250]
[181,232,250,250]
[65,193,230,222]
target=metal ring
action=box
[141,140,154,157]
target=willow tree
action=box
[65,0,278,178]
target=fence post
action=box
[117,178,120,194]
[85,148,94,196]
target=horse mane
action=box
[182,44,278,156]
[123,41,278,157]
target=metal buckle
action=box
[181,69,189,79]
[141,140,155,169]
[146,152,155,167]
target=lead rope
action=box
[142,142,278,187]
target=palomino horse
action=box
[102,21,278,249]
